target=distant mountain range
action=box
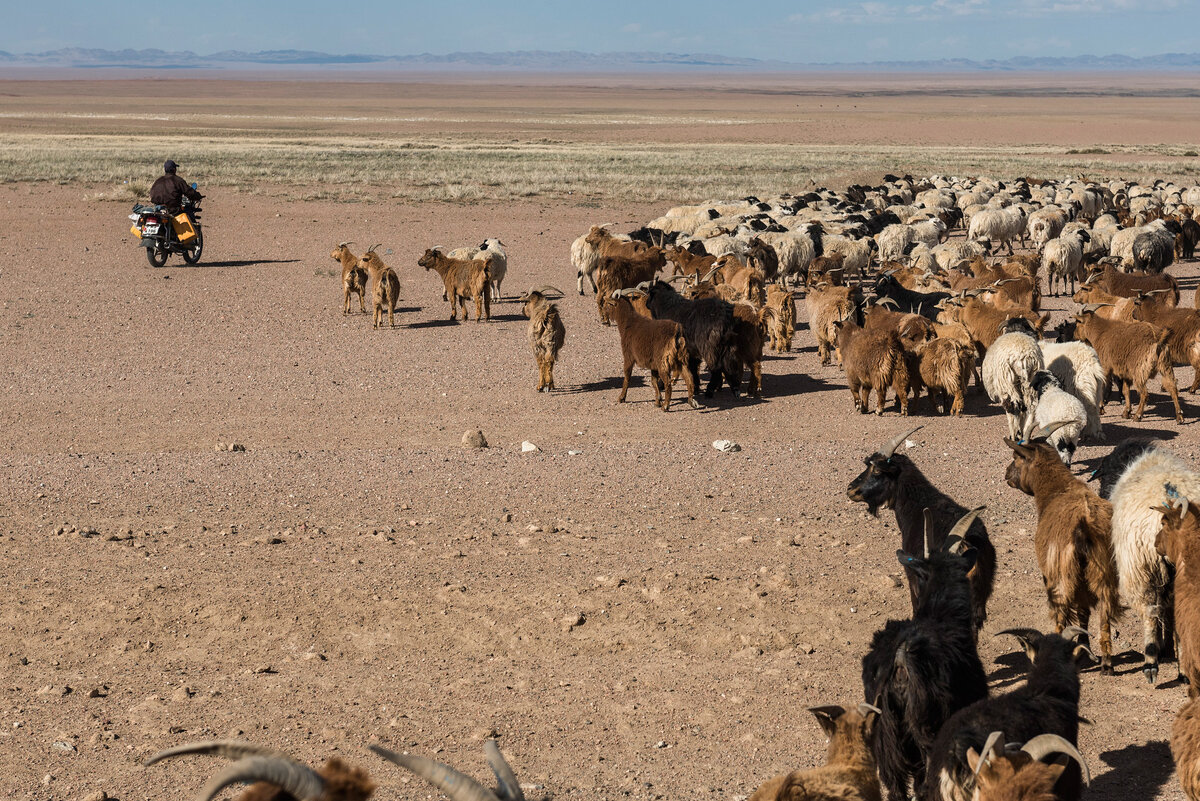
[1,48,1199,72]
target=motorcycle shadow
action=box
[178,258,302,268]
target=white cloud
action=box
[621,22,642,33]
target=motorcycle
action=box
[129,185,204,267]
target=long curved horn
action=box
[337,240,356,248]
[483,740,524,801]
[370,745,501,801]
[143,740,292,767]
[700,265,720,284]
[875,297,900,308]
[1020,734,1091,784]
[1027,420,1072,442]
[946,506,985,543]
[973,731,1004,779]
[1061,625,1089,642]
[878,425,924,458]
[857,702,882,717]
[536,285,565,296]
[197,756,326,801]
[1080,303,1112,313]
[922,508,935,559]
[367,243,383,253]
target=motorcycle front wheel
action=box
[146,245,168,268]
[182,227,204,265]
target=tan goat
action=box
[359,245,401,330]
[748,703,882,801]
[418,247,491,322]
[331,240,367,314]
[520,286,567,392]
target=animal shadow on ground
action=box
[404,318,461,329]
[764,370,838,399]
[986,648,1033,690]
[181,258,301,268]
[1099,422,1182,442]
[486,313,526,323]
[1109,648,1160,678]
[1087,740,1174,800]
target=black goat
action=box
[921,628,1090,801]
[1088,438,1159,499]
[641,279,740,398]
[874,274,951,320]
[847,425,996,634]
[862,508,989,801]
[627,226,677,248]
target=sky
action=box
[3,0,1198,63]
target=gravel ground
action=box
[1,182,1198,800]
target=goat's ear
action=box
[965,747,984,776]
[958,547,978,573]
[807,705,844,738]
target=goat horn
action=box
[1020,734,1091,785]
[922,508,935,559]
[997,628,1043,646]
[973,731,1004,779]
[946,506,985,544]
[483,740,525,801]
[1061,625,1089,642]
[370,745,501,801]
[197,756,326,801]
[877,425,924,459]
[857,702,882,717]
[535,285,565,296]
[700,266,720,284]
[1080,303,1111,313]
[337,240,355,248]
[1027,420,1072,442]
[666,274,689,283]
[143,740,292,766]
[875,297,900,308]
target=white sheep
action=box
[1029,370,1087,464]
[1039,340,1106,441]
[758,225,822,287]
[1027,207,1068,249]
[570,224,630,295]
[1110,446,1200,683]
[822,234,873,277]
[967,207,1026,255]
[875,224,914,263]
[1042,228,1091,296]
[931,239,989,271]
[910,218,948,249]
[1110,219,1173,268]
[982,319,1045,439]
[448,238,507,301]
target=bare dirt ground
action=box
[2,73,1200,801]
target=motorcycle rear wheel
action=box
[182,227,203,265]
[146,245,168,268]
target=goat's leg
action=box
[875,384,887,416]
[448,292,458,321]
[650,369,664,408]
[1121,380,1133,418]
[359,288,367,314]
[681,364,699,409]
[545,358,555,391]
[344,288,351,314]
[618,359,633,403]
[1161,365,1185,422]
[475,293,483,322]
[482,289,490,322]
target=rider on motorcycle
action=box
[149,159,202,216]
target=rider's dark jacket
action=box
[150,174,201,214]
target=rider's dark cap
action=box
[164,160,178,173]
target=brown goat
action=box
[1133,299,1200,392]
[748,703,882,801]
[966,733,1091,801]
[665,244,717,278]
[595,249,667,324]
[605,292,698,411]
[1071,307,1183,422]
[937,296,1044,353]
[1173,697,1200,801]
[521,286,567,392]
[731,301,765,397]
[1156,497,1200,697]
[418,248,491,322]
[761,284,796,352]
[1004,425,1123,673]
[331,241,367,314]
[911,337,974,416]
[806,283,861,366]
[1085,263,1180,306]
[807,252,846,287]
[143,740,375,801]
[714,254,767,307]
[1070,285,1138,320]
[359,247,401,330]
[833,320,909,415]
